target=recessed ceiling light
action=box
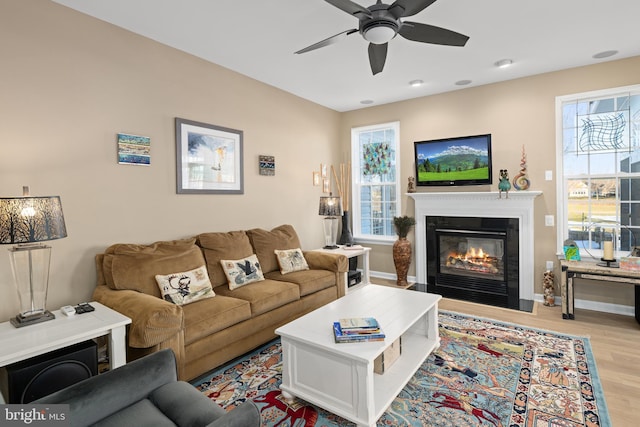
[592,50,618,59]
[409,79,424,87]
[455,80,472,86]
[494,59,513,68]
[360,99,374,105]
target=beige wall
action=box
[0,0,341,321]
[341,56,640,309]
[1,1,639,322]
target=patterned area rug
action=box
[195,311,610,426]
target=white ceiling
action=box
[52,0,640,112]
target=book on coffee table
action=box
[333,322,385,343]
[338,317,379,330]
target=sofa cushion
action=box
[275,248,309,274]
[214,279,300,316]
[246,224,301,274]
[92,398,176,427]
[155,265,215,306]
[103,238,203,297]
[197,231,254,287]
[220,254,265,290]
[265,269,336,297]
[183,295,251,345]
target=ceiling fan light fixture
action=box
[363,24,397,44]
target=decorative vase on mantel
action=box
[393,215,416,287]
[339,210,354,246]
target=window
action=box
[351,122,400,243]
[557,85,640,258]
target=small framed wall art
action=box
[118,133,150,166]
[259,155,275,176]
[175,118,243,194]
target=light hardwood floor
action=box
[373,281,640,427]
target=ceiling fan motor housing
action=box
[359,8,400,44]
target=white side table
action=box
[0,301,131,403]
[313,245,371,294]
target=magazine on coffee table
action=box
[333,322,385,343]
[338,317,379,330]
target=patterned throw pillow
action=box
[155,265,215,305]
[275,248,309,275]
[220,254,265,290]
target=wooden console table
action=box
[560,259,640,323]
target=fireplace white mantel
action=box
[409,191,542,301]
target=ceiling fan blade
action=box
[325,0,372,18]
[368,42,388,75]
[399,21,469,46]
[295,29,358,54]
[388,0,438,18]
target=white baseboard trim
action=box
[532,294,635,317]
[371,271,635,318]
[370,271,416,284]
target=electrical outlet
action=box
[545,215,554,226]
[545,170,553,181]
[546,260,554,270]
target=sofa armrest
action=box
[303,251,348,273]
[93,285,184,348]
[35,349,178,427]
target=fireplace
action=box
[409,191,541,310]
[426,216,520,309]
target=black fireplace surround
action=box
[426,216,522,310]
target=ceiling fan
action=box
[295,0,469,75]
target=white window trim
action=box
[555,83,640,258]
[351,121,401,245]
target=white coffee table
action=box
[276,284,441,427]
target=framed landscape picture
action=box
[175,118,243,194]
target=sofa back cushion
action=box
[246,225,301,274]
[102,238,204,297]
[197,231,254,287]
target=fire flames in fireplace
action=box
[445,246,501,275]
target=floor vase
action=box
[339,211,354,246]
[393,237,411,286]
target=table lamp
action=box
[318,194,342,249]
[0,186,67,327]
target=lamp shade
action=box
[318,196,343,217]
[0,196,67,244]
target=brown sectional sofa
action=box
[92,224,348,381]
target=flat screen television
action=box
[414,134,492,187]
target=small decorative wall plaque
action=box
[259,155,275,176]
[118,133,150,166]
